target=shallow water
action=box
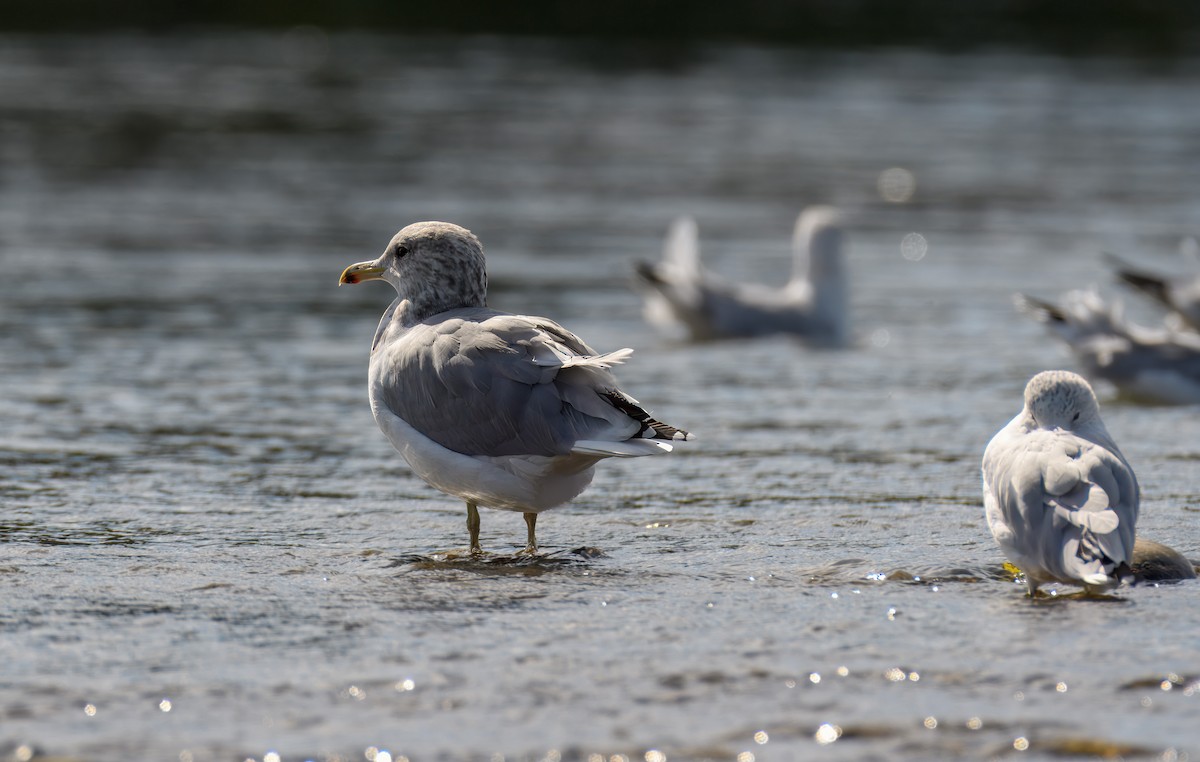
[2,33,1200,762]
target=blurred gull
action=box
[633,207,848,344]
[1106,253,1200,331]
[340,221,692,554]
[982,370,1138,595]
[1016,289,1200,404]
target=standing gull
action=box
[982,370,1138,595]
[340,221,692,554]
[633,207,848,344]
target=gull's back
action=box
[982,371,1138,593]
[634,207,848,344]
[983,424,1137,590]
[370,306,645,458]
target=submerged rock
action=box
[1131,538,1197,582]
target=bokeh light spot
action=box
[901,233,928,262]
[814,724,842,745]
[878,167,916,203]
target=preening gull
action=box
[633,207,848,344]
[1016,290,1200,405]
[982,370,1138,595]
[340,221,692,553]
[1107,253,1200,331]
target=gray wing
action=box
[634,217,814,340]
[371,308,663,457]
[1074,328,1200,405]
[635,263,814,340]
[1099,335,1200,382]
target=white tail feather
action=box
[561,348,634,369]
[571,439,672,457]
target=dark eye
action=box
[1072,412,1080,422]
[395,244,409,259]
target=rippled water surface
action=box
[2,33,1200,761]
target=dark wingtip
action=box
[1115,270,1169,302]
[1014,293,1066,323]
[601,390,691,442]
[633,261,665,286]
[1103,252,1170,300]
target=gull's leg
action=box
[467,501,482,554]
[523,512,538,554]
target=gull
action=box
[632,207,848,344]
[1106,253,1200,331]
[1015,289,1200,405]
[339,221,692,554]
[982,370,1138,595]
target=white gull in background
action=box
[1016,289,1200,404]
[633,206,848,344]
[982,370,1138,595]
[1106,252,1200,331]
[340,221,692,554]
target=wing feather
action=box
[371,308,648,457]
[983,424,1137,586]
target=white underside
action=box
[370,395,669,513]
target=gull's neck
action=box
[382,265,488,328]
[790,221,848,341]
[370,291,487,352]
[792,223,845,285]
[371,299,403,352]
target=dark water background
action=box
[2,33,1199,761]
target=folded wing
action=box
[984,428,1136,587]
[373,308,685,458]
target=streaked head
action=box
[1023,370,1101,431]
[339,221,488,317]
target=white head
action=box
[339,221,488,321]
[1022,370,1102,431]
